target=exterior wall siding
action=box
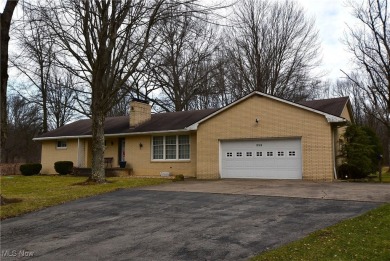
[104,138,120,167]
[125,133,197,177]
[41,139,79,174]
[40,133,197,177]
[336,105,353,166]
[196,95,334,181]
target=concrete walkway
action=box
[142,179,390,202]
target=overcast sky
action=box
[297,0,357,81]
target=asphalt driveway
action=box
[1,188,381,261]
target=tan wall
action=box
[336,105,353,166]
[40,134,197,177]
[197,95,334,181]
[41,140,79,174]
[340,105,352,122]
[85,140,92,168]
[125,133,197,177]
[104,138,119,167]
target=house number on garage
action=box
[256,144,262,147]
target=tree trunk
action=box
[387,127,390,168]
[90,109,106,183]
[0,0,18,163]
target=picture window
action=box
[152,135,190,160]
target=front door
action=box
[118,138,125,164]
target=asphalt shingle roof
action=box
[39,109,219,138]
[298,97,349,117]
[38,95,349,139]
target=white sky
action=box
[297,0,356,80]
[2,0,358,82]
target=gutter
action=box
[33,129,194,141]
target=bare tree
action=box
[33,0,208,183]
[332,79,365,124]
[344,0,390,164]
[1,0,18,163]
[146,6,219,111]
[47,71,77,129]
[5,95,41,163]
[11,5,55,133]
[225,0,322,101]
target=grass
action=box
[344,167,390,183]
[0,175,171,220]
[251,203,390,261]
[366,167,390,183]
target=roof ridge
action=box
[301,96,349,102]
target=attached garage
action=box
[220,139,302,179]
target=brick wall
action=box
[41,140,79,174]
[196,95,334,181]
[124,133,197,177]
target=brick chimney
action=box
[129,99,151,128]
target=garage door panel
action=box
[221,139,302,179]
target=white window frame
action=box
[56,140,67,150]
[151,135,190,161]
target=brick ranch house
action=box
[34,91,353,180]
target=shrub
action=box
[341,125,383,177]
[54,161,74,175]
[19,163,42,176]
[173,174,184,181]
[337,163,366,179]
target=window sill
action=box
[56,147,67,150]
[151,159,191,163]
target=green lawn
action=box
[251,203,390,261]
[0,175,171,219]
[251,167,390,259]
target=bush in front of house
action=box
[54,161,74,175]
[19,163,42,176]
[337,163,365,179]
[173,174,184,181]
[340,125,383,179]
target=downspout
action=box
[332,126,337,180]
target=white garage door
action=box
[220,139,302,179]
